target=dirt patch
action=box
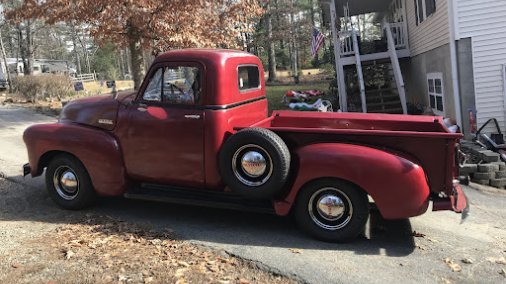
[0,215,296,284]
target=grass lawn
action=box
[83,80,134,95]
[265,82,331,114]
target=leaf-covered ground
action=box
[1,214,296,284]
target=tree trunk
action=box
[266,3,277,82]
[25,21,34,75]
[76,30,91,73]
[310,0,319,64]
[125,48,132,75]
[129,37,145,90]
[71,26,82,75]
[0,31,13,93]
[16,24,21,75]
[289,0,298,83]
[118,49,125,79]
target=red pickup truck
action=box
[23,49,467,242]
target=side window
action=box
[163,66,201,105]
[238,65,260,91]
[427,73,444,115]
[415,0,436,25]
[143,68,163,102]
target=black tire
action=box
[294,178,369,242]
[219,128,291,199]
[45,154,96,210]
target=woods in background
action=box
[0,0,332,90]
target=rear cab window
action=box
[238,65,260,92]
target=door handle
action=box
[137,103,147,111]
[184,114,201,119]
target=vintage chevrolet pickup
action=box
[23,49,467,242]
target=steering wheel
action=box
[163,82,187,103]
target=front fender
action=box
[23,123,127,196]
[275,143,430,219]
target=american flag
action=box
[311,27,324,58]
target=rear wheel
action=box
[45,154,96,210]
[294,179,369,242]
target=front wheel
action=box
[294,179,369,242]
[45,154,96,210]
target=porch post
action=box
[401,0,410,50]
[329,0,347,111]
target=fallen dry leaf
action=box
[175,268,187,278]
[444,257,462,272]
[487,257,506,265]
[175,279,187,284]
[64,250,75,260]
[118,274,128,282]
[288,248,302,254]
[178,261,190,267]
[461,258,473,264]
[497,257,506,265]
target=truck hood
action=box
[59,91,136,131]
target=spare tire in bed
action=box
[219,127,291,199]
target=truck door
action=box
[122,63,205,188]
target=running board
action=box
[124,183,275,214]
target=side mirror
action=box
[106,80,117,99]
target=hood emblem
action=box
[98,119,114,125]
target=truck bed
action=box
[244,111,462,195]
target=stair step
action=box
[368,108,404,114]
[361,58,392,66]
[365,88,396,94]
[367,96,400,103]
[367,101,402,108]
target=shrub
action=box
[12,75,76,102]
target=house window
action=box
[415,0,436,25]
[427,73,444,115]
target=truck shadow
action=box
[1,175,415,257]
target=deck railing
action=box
[339,30,355,56]
[339,21,408,57]
[388,22,407,49]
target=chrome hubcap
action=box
[53,166,79,200]
[317,194,345,221]
[241,151,267,177]
[308,187,353,230]
[232,144,273,187]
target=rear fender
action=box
[23,123,127,196]
[275,143,430,219]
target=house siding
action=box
[406,0,450,56]
[456,0,506,131]
[401,44,455,118]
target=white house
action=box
[321,0,506,138]
[0,58,76,89]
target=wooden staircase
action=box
[339,21,408,114]
[361,59,403,114]
[366,88,403,114]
